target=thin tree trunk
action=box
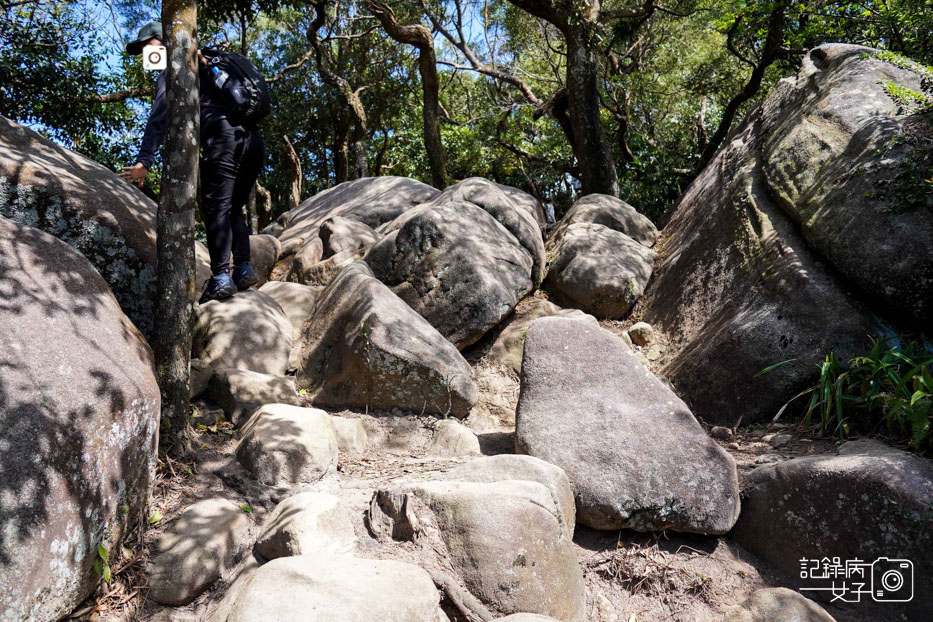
[280,134,302,210]
[255,182,272,229]
[154,0,198,457]
[697,0,786,170]
[566,22,619,197]
[309,0,368,180]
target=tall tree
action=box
[153,0,199,456]
[365,0,448,188]
[502,0,670,196]
[307,0,369,180]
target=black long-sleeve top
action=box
[134,66,228,169]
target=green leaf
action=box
[755,359,797,377]
[240,504,253,515]
[93,558,102,577]
[102,563,111,583]
[97,544,108,561]
[148,510,162,525]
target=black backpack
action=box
[202,48,271,125]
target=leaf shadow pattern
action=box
[0,217,160,622]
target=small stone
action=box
[755,454,783,465]
[710,426,734,441]
[768,433,792,448]
[628,321,654,346]
[727,442,740,450]
[330,416,369,456]
[427,419,481,457]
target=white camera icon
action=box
[871,558,913,602]
[143,44,167,71]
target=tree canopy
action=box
[2,0,930,221]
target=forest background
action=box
[2,0,931,226]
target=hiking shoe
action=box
[233,262,259,290]
[199,272,237,303]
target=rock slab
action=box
[515,317,740,534]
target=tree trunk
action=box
[280,134,302,210]
[154,0,198,457]
[255,182,272,229]
[366,1,448,187]
[566,22,619,197]
[333,108,350,183]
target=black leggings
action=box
[200,118,265,275]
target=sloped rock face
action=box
[641,45,900,424]
[277,176,439,256]
[0,115,157,335]
[367,179,544,349]
[255,492,358,560]
[0,217,159,622]
[494,182,548,227]
[732,440,933,619]
[248,234,281,287]
[296,262,478,417]
[516,317,740,534]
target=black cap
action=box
[126,20,163,55]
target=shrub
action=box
[760,337,933,456]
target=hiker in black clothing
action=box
[119,20,264,302]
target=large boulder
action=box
[0,217,160,622]
[494,182,548,227]
[193,290,293,376]
[148,498,251,606]
[444,454,576,532]
[296,262,478,417]
[255,492,358,560]
[366,198,536,349]
[277,176,439,257]
[0,115,157,335]
[732,440,933,619]
[236,404,339,487]
[515,317,740,534]
[319,215,382,258]
[553,193,658,247]
[425,178,546,286]
[226,554,442,622]
[544,222,656,319]
[369,479,585,620]
[206,368,301,425]
[640,45,929,423]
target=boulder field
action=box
[0,42,930,622]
